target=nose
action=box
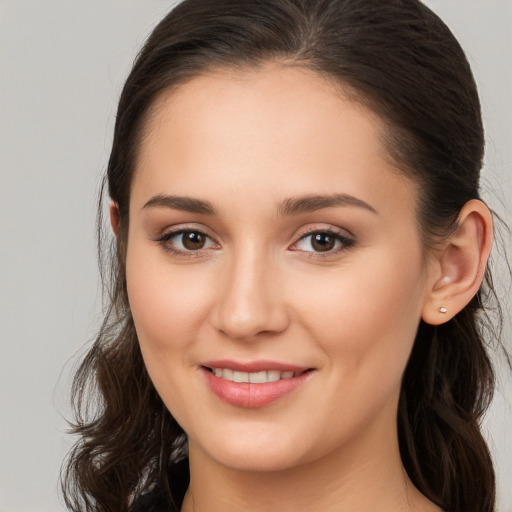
[211,248,290,340]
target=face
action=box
[125,64,433,472]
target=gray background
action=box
[0,1,510,511]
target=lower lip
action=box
[202,368,313,408]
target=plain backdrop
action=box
[0,1,510,511]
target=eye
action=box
[156,228,218,254]
[291,230,355,254]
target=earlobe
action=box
[109,200,121,237]
[422,199,493,325]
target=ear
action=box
[422,199,493,325]
[109,200,121,237]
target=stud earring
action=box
[439,307,447,314]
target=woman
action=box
[61,1,506,511]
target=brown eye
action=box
[310,233,336,252]
[292,229,355,255]
[157,228,217,254]
[182,231,206,250]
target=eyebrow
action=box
[142,192,377,216]
[142,194,216,215]
[277,193,377,216]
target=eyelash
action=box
[155,226,356,258]
[291,228,356,258]
[155,227,219,258]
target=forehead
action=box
[132,63,417,219]
[142,64,381,159]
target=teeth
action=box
[249,371,267,383]
[210,368,301,383]
[267,370,280,382]
[233,371,246,383]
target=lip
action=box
[202,359,310,373]
[201,360,315,408]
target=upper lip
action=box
[201,359,312,373]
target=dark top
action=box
[130,459,190,512]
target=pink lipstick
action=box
[201,360,314,408]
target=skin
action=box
[118,63,492,511]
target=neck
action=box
[181,421,439,512]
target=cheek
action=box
[125,241,212,358]
[287,253,425,449]
[124,243,214,423]
[295,246,425,383]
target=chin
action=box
[216,450,302,473]
[192,430,311,473]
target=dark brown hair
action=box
[62,1,506,511]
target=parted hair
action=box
[61,1,505,511]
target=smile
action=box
[207,368,304,383]
[201,363,314,408]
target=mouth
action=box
[203,367,310,383]
[200,362,315,408]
